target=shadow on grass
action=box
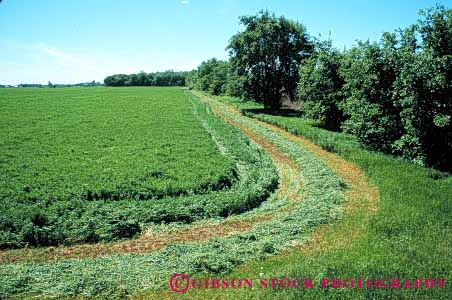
[242,108,303,118]
[243,108,343,132]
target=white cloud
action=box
[180,0,189,5]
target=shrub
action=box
[297,40,345,131]
[339,33,403,153]
[191,58,229,95]
[392,6,452,170]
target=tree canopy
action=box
[227,10,313,109]
[297,40,345,131]
[188,59,229,95]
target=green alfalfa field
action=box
[0,87,451,300]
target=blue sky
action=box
[1,0,451,85]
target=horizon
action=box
[1,0,451,85]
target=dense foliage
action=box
[187,59,246,99]
[187,6,450,169]
[340,35,404,154]
[0,87,277,248]
[297,40,345,131]
[187,11,313,109]
[392,7,452,169]
[104,70,188,87]
[187,58,229,95]
[227,10,313,109]
[297,5,452,170]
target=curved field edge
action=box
[170,93,452,300]
[0,91,280,263]
[0,95,299,264]
[0,92,302,263]
[0,88,278,248]
[0,91,348,299]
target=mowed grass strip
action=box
[210,95,452,300]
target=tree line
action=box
[188,6,451,171]
[6,81,103,88]
[104,71,188,87]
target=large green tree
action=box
[340,34,403,154]
[339,5,451,170]
[227,10,313,109]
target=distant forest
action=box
[104,71,189,87]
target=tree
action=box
[338,5,452,170]
[297,40,345,131]
[227,10,313,109]
[392,6,452,169]
[136,71,147,86]
[192,58,229,95]
[225,68,246,98]
[104,71,189,87]
[339,34,403,153]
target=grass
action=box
[0,87,234,203]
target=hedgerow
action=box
[297,40,345,131]
[104,71,188,87]
[298,6,452,170]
